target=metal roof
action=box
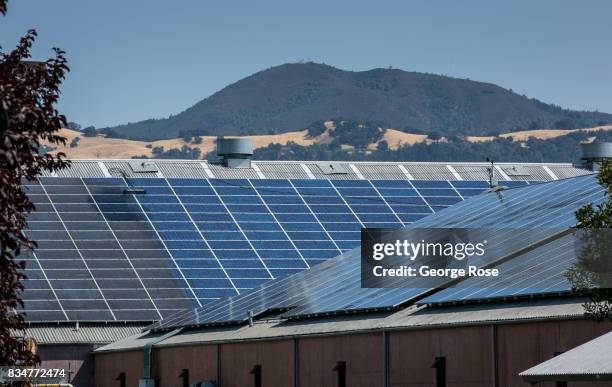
[94,298,587,353]
[17,323,148,345]
[520,331,612,382]
[41,160,589,181]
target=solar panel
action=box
[146,249,427,330]
[20,176,503,322]
[417,233,577,305]
[148,174,604,331]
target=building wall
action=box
[219,340,294,387]
[388,325,492,387]
[38,344,94,387]
[91,319,612,387]
[298,333,383,387]
[497,319,612,387]
[153,345,218,386]
[94,350,142,387]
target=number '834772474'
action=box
[0,367,67,382]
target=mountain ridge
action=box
[101,63,612,140]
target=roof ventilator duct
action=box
[215,137,253,169]
[581,142,612,171]
[141,328,184,387]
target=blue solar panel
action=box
[147,249,428,330]
[418,233,577,304]
[19,175,536,322]
[148,174,604,331]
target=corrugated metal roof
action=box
[17,323,148,345]
[53,161,106,178]
[452,165,504,181]
[92,330,170,352]
[353,164,407,180]
[95,298,587,352]
[549,165,590,180]
[47,160,590,181]
[301,162,361,180]
[520,331,612,382]
[254,162,311,179]
[207,162,261,179]
[156,161,211,178]
[503,165,551,181]
[402,164,457,180]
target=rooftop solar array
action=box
[20,176,532,322]
[418,233,577,305]
[148,174,605,332]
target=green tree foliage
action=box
[377,140,389,152]
[1,9,70,364]
[176,128,210,143]
[306,120,328,138]
[427,131,443,140]
[567,160,612,321]
[66,121,81,131]
[81,126,97,137]
[69,137,80,148]
[330,121,385,149]
[151,145,201,159]
[253,129,612,163]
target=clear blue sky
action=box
[1,0,611,128]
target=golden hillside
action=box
[46,124,612,159]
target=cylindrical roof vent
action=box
[581,142,612,171]
[216,137,253,168]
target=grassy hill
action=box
[100,63,612,141]
[49,124,612,163]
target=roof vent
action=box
[581,142,612,171]
[316,162,348,175]
[502,165,530,177]
[128,160,158,173]
[216,137,253,169]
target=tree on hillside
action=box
[81,126,97,137]
[566,159,612,321]
[1,1,70,365]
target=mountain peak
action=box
[102,64,612,141]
